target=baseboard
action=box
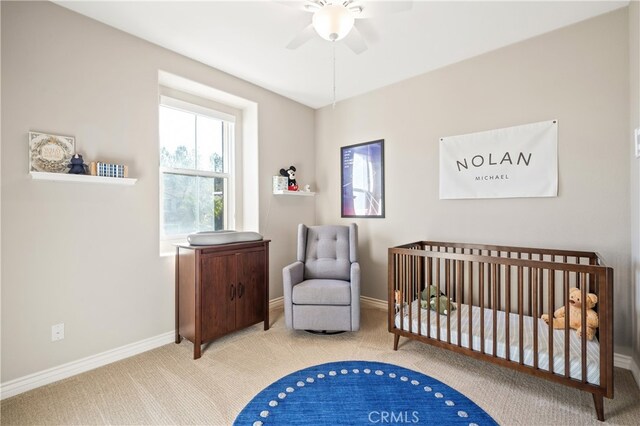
[0,331,175,400]
[614,353,640,387]
[269,296,284,311]
[361,295,388,311]
[3,298,637,400]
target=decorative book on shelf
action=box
[90,162,128,178]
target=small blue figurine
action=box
[68,154,88,174]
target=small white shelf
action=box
[273,189,315,196]
[30,171,137,186]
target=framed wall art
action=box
[341,139,385,218]
[29,131,75,173]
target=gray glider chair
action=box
[283,224,360,332]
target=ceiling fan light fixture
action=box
[312,4,355,41]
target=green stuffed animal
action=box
[420,285,455,315]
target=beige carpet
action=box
[1,308,639,425]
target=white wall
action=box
[0,1,315,382]
[315,9,633,350]
[629,0,640,367]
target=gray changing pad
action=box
[187,230,263,246]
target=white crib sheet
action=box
[394,300,600,385]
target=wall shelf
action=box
[30,171,137,186]
[273,189,315,196]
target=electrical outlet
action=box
[51,323,64,341]
[635,128,640,158]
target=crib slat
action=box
[418,253,422,337]
[492,263,498,357]
[446,259,451,344]
[532,267,539,370]
[427,256,432,339]
[457,260,462,347]
[581,273,587,383]
[505,264,511,361]
[538,254,544,315]
[488,255,492,309]
[518,265,524,365]
[527,253,532,315]
[548,269,555,374]
[408,254,413,334]
[480,262,485,354]
[436,257,441,342]
[469,258,473,350]
[564,263,570,378]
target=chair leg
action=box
[592,393,604,422]
[393,334,400,351]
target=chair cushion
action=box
[304,226,351,281]
[292,279,351,306]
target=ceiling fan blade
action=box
[286,24,317,49]
[353,19,379,44]
[354,1,413,19]
[275,1,321,13]
[343,25,367,55]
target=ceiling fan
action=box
[283,0,413,54]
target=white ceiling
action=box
[55,1,629,109]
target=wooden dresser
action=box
[175,240,270,359]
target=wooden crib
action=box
[388,241,614,421]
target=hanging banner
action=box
[439,120,558,200]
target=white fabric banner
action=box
[439,120,558,200]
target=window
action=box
[159,96,235,239]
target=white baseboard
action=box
[269,296,284,311]
[613,353,640,387]
[361,295,388,311]
[0,331,175,400]
[3,296,638,400]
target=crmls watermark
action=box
[368,411,420,423]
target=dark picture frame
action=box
[341,139,385,218]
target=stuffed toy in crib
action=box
[420,285,456,315]
[541,287,599,340]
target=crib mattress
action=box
[394,300,600,385]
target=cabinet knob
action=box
[238,282,244,298]
[230,284,236,301]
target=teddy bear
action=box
[541,287,599,340]
[420,285,456,315]
[279,166,298,191]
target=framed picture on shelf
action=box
[341,139,385,218]
[29,131,75,173]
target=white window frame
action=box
[159,96,236,242]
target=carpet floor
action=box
[1,307,639,425]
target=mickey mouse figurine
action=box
[68,153,88,174]
[279,165,298,191]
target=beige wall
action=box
[0,1,315,382]
[630,0,640,366]
[316,9,632,349]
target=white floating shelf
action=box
[30,171,137,186]
[273,189,315,196]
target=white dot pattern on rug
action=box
[250,363,482,425]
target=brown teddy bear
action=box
[541,287,599,340]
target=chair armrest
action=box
[350,262,361,331]
[283,261,304,329]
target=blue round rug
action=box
[235,361,497,425]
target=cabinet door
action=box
[235,249,266,330]
[201,254,236,341]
